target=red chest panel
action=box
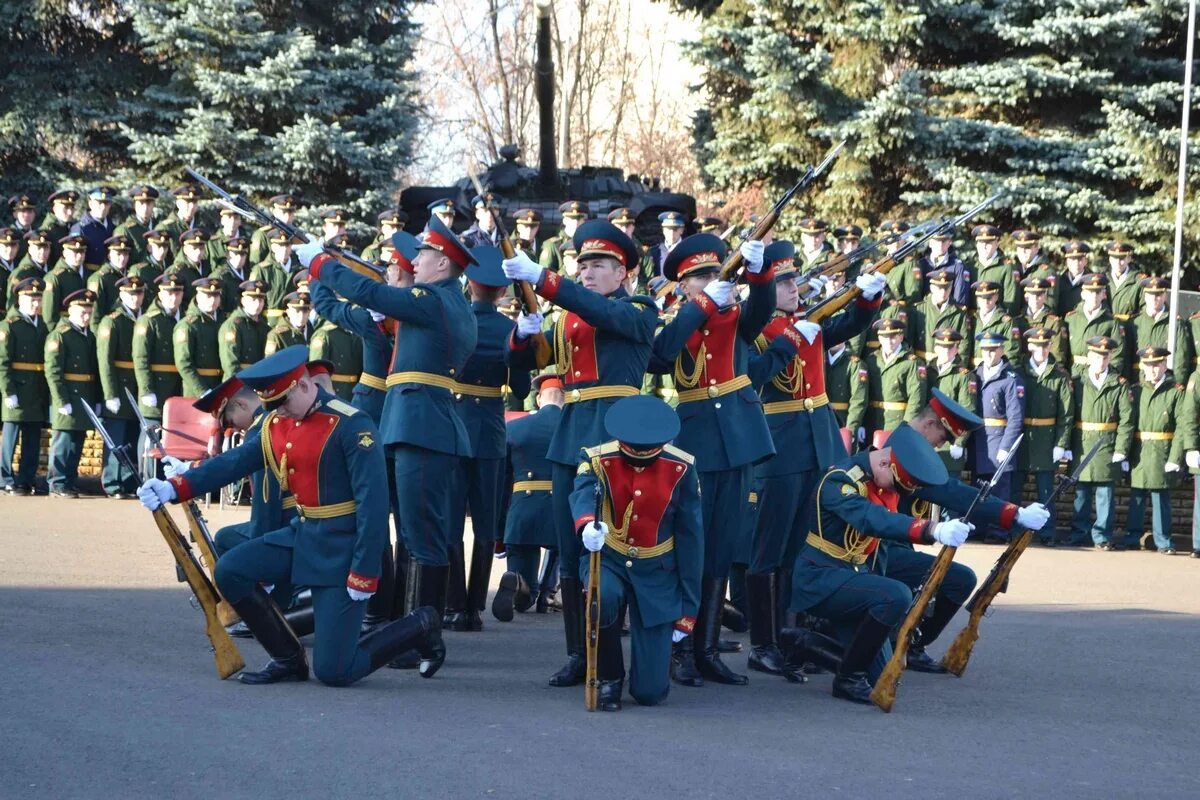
[860,481,901,556]
[600,455,687,549]
[269,411,340,507]
[682,303,740,385]
[762,315,827,398]
[561,311,599,385]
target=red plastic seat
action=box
[504,411,530,423]
[872,429,891,450]
[839,427,852,454]
[159,396,222,463]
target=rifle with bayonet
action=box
[185,169,382,283]
[80,397,244,678]
[718,139,846,281]
[793,220,942,297]
[804,194,998,324]
[584,476,604,712]
[871,434,1023,712]
[940,436,1105,676]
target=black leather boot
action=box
[548,577,586,687]
[443,542,468,630]
[414,564,449,677]
[724,563,749,632]
[362,541,396,632]
[386,559,421,670]
[782,627,843,676]
[696,578,748,685]
[226,621,253,638]
[284,604,315,638]
[776,567,796,635]
[463,538,494,631]
[359,606,441,673]
[907,598,961,674]
[670,633,704,687]
[491,571,531,622]
[535,549,559,613]
[832,613,892,704]
[722,600,749,634]
[232,589,309,685]
[746,572,805,682]
[596,620,625,711]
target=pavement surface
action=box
[1,495,1198,799]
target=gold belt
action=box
[1076,422,1117,432]
[805,532,868,565]
[869,400,908,411]
[830,401,849,411]
[984,417,1008,427]
[1024,417,1056,426]
[196,367,221,376]
[564,385,639,404]
[676,374,751,404]
[512,480,552,494]
[358,372,386,391]
[282,497,297,510]
[331,374,358,384]
[604,533,674,559]
[915,350,928,360]
[266,309,284,318]
[1136,431,1173,441]
[10,362,44,372]
[296,499,357,520]
[456,383,505,398]
[387,371,458,391]
[113,360,134,369]
[1073,356,1089,365]
[150,364,178,373]
[1114,313,1131,321]
[763,393,830,414]
[64,373,94,381]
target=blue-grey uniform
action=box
[970,338,1025,540]
[72,187,117,267]
[503,403,562,595]
[309,280,392,426]
[570,396,703,710]
[917,245,972,307]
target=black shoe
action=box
[359,607,439,674]
[491,571,524,622]
[443,611,469,631]
[748,644,805,683]
[386,649,421,669]
[832,613,892,704]
[831,672,874,704]
[226,621,254,639]
[696,578,748,685]
[782,627,842,677]
[550,653,585,687]
[717,638,742,653]
[745,572,804,681]
[231,588,308,685]
[50,489,79,499]
[414,607,446,678]
[548,577,586,687]
[670,635,704,687]
[1159,547,1177,555]
[409,565,449,678]
[536,550,559,614]
[1097,542,1117,552]
[906,644,948,674]
[597,680,623,712]
[239,652,309,685]
[463,610,483,632]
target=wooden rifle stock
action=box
[181,501,239,628]
[496,234,553,367]
[585,477,604,711]
[803,255,898,324]
[718,207,780,281]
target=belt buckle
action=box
[803,397,814,411]
[627,545,639,558]
[570,389,581,402]
[707,385,719,399]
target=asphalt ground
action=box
[2,495,1198,799]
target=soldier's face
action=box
[476,209,495,231]
[1082,288,1105,312]
[616,223,634,238]
[15,210,34,227]
[975,240,998,261]
[223,397,259,431]
[516,222,538,241]
[381,222,398,237]
[838,237,857,255]
[562,217,581,237]
[869,449,898,490]
[197,291,221,315]
[1028,343,1050,363]
[435,211,455,228]
[134,200,155,222]
[184,243,205,263]
[159,289,183,313]
[800,232,824,254]
[271,242,292,263]
[29,244,50,264]
[576,257,625,295]
[1145,292,1165,315]
[976,293,997,314]
[64,248,84,268]
[929,239,950,258]
[826,272,845,295]
[221,216,240,236]
[1088,351,1110,373]
[120,289,144,313]
[776,276,799,313]
[241,295,266,317]
[53,201,75,223]
[277,377,318,419]
[1025,290,1046,313]
[934,343,957,363]
[108,249,130,270]
[69,305,92,327]
[1143,361,1166,384]
[980,346,1003,368]
[176,199,196,220]
[931,284,949,304]
[286,306,310,328]
[1066,255,1088,275]
[1015,243,1038,265]
[662,226,682,246]
[680,271,715,301]
[0,243,17,261]
[273,207,295,224]
[228,251,247,270]
[88,198,112,220]
[412,249,452,284]
[323,221,346,239]
[1110,255,1130,273]
[879,332,903,355]
[18,294,41,316]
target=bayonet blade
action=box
[812,139,847,178]
[124,387,163,450]
[78,396,118,450]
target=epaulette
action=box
[324,397,359,416]
[845,465,866,482]
[584,441,620,459]
[958,366,970,375]
[754,334,768,353]
[1065,309,1078,318]
[1001,314,1012,322]
[662,443,695,465]
[1118,376,1127,384]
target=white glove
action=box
[1121,461,1130,473]
[996,449,1009,464]
[1063,450,1073,462]
[4,395,17,410]
[501,251,544,283]
[932,519,973,548]
[949,444,964,460]
[856,427,866,444]
[347,587,373,602]
[739,240,764,273]
[162,455,191,479]
[702,279,735,308]
[1016,503,1050,531]
[515,311,544,339]
[804,275,828,300]
[1187,450,1200,469]
[104,397,121,414]
[368,310,386,323]
[137,478,176,510]
[294,235,325,268]
[1052,446,1065,462]
[855,272,888,300]
[58,404,72,416]
[581,521,607,553]
[1111,453,1126,464]
[140,393,158,408]
[792,319,822,344]
[672,629,687,643]
[1165,462,1180,473]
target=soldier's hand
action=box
[162,456,191,479]
[294,235,326,268]
[1111,453,1126,464]
[932,519,973,547]
[515,311,544,339]
[57,403,72,417]
[140,392,158,408]
[997,449,1010,463]
[1165,462,1181,473]
[739,240,764,273]
[792,319,822,344]
[672,629,687,643]
[855,272,888,300]
[1052,446,1065,462]
[502,251,543,284]
[856,427,866,444]
[1187,451,1200,469]
[702,279,735,308]
[1063,450,1073,462]
[136,478,176,510]
[347,587,373,602]
[104,397,121,414]
[803,275,827,301]
[368,310,386,323]
[3,395,17,410]
[949,444,964,460]
[581,521,608,552]
[1017,503,1051,531]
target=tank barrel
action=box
[535,0,558,189]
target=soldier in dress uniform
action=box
[265,291,313,355]
[1057,240,1092,316]
[571,395,703,711]
[159,185,202,259]
[851,317,927,446]
[132,273,185,444]
[40,190,79,264]
[1012,276,1067,366]
[967,224,1019,314]
[0,228,21,309]
[1063,273,1126,377]
[0,278,50,495]
[967,281,1018,365]
[139,346,447,686]
[1013,327,1074,545]
[95,276,145,497]
[86,234,133,323]
[1068,336,1136,549]
[173,278,224,397]
[745,240,886,681]
[649,211,686,278]
[115,185,159,263]
[247,194,299,265]
[460,194,502,249]
[7,230,53,310]
[926,328,977,474]
[45,289,100,498]
[130,229,171,286]
[7,195,39,262]
[206,206,244,267]
[918,231,971,306]
[73,186,118,268]
[878,220,922,308]
[1128,276,1192,384]
[42,234,90,327]
[1011,229,1059,313]
[211,235,252,314]
[504,220,657,687]
[493,372,563,621]
[218,279,270,379]
[970,331,1025,542]
[250,228,298,320]
[911,269,973,361]
[1105,241,1144,323]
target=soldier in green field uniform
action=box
[96,277,145,497]
[309,310,363,403]
[926,328,978,474]
[206,207,244,267]
[911,269,973,362]
[212,235,253,314]
[1011,229,1059,314]
[1063,274,1126,377]
[7,194,39,263]
[173,278,225,398]
[40,190,79,265]
[607,207,655,288]
[8,230,54,310]
[133,274,185,429]
[796,217,833,273]
[539,200,586,274]
[169,228,213,302]
[1122,347,1187,553]
[0,278,50,495]
[361,209,407,263]
[0,228,20,304]
[249,194,299,265]
[509,208,541,261]
[1127,276,1193,385]
[1057,240,1093,316]
[967,224,1020,315]
[825,339,865,433]
[265,291,313,355]
[130,229,171,287]
[967,281,1018,365]
[251,227,299,322]
[1105,240,1144,323]
[1068,336,1135,549]
[879,220,922,308]
[42,234,90,327]
[218,279,270,380]
[159,184,203,261]
[86,234,133,325]
[45,289,100,498]
[114,185,160,263]
[1013,327,1074,545]
[849,317,927,447]
[1012,276,1068,366]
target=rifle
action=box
[870,435,1023,712]
[792,220,941,297]
[718,139,846,281]
[584,476,604,712]
[804,194,998,324]
[941,436,1105,676]
[80,397,244,679]
[466,165,554,368]
[184,169,382,283]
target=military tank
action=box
[398,1,697,246]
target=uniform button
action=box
[805,383,811,389]
[676,466,682,472]
[634,490,642,497]
[703,329,710,336]
[524,490,532,496]
[572,323,578,329]
[625,560,633,568]
[705,353,712,360]
[632,514,639,521]
[573,346,579,352]
[574,370,581,377]
[715,402,722,409]
[474,398,480,404]
[709,379,717,385]
[288,468,295,474]
[285,442,293,449]
[448,369,455,375]
[527,471,533,478]
[454,393,462,401]
[798,359,806,367]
